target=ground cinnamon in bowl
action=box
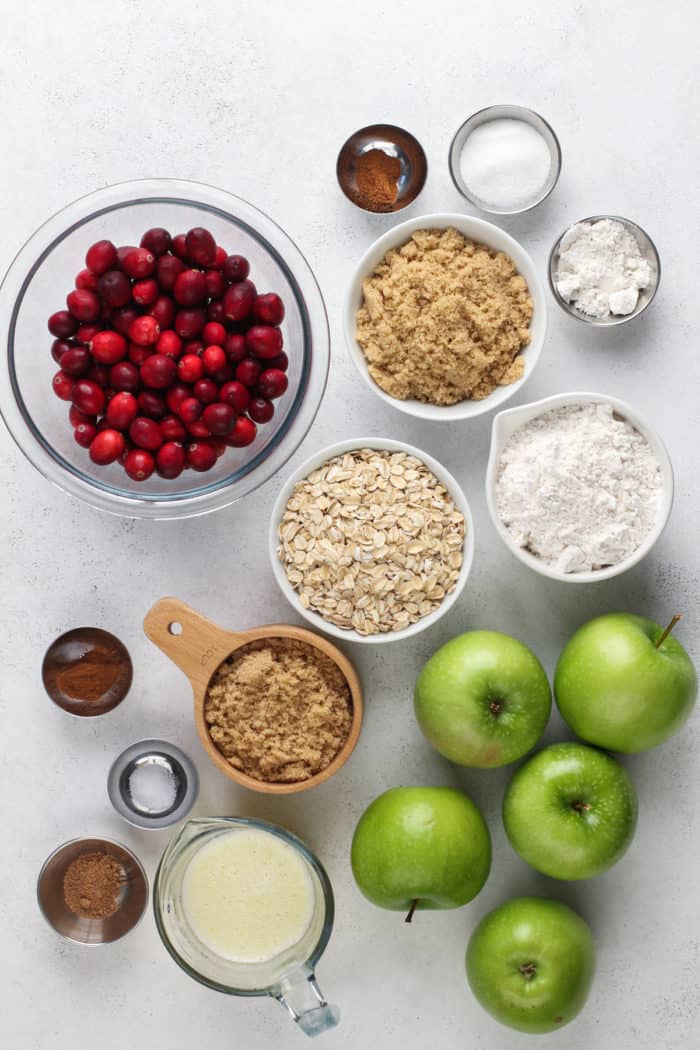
[355,149,402,211]
[203,638,353,783]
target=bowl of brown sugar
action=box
[143,598,363,794]
[343,213,547,421]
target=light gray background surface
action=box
[1,2,698,1047]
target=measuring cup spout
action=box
[274,965,340,1037]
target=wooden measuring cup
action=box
[143,597,364,795]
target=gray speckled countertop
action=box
[1,2,698,1047]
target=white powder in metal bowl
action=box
[495,402,662,573]
[555,219,652,318]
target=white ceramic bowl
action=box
[269,437,475,644]
[343,212,547,423]
[485,392,674,583]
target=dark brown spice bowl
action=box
[37,837,148,945]
[42,627,132,717]
[337,124,427,213]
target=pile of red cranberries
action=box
[49,226,288,481]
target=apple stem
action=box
[655,614,681,649]
[405,899,419,924]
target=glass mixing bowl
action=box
[0,180,329,518]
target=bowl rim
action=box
[485,391,674,583]
[547,215,661,327]
[448,104,562,215]
[0,177,330,519]
[268,436,475,643]
[342,212,547,422]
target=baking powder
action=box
[555,219,651,318]
[495,402,662,573]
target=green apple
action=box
[414,631,551,768]
[555,613,697,753]
[502,742,637,879]
[350,786,491,920]
[466,896,595,1033]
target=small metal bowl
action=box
[42,627,132,717]
[449,104,561,215]
[108,739,199,830]
[37,837,148,945]
[548,215,660,327]
[337,124,427,213]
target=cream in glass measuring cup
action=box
[154,817,339,1037]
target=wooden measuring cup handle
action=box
[143,597,238,694]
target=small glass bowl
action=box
[449,104,561,215]
[0,179,329,519]
[548,215,660,326]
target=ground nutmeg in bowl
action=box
[204,638,353,783]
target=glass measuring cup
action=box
[153,817,339,1037]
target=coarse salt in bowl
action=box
[343,213,547,423]
[485,392,674,584]
[269,437,475,644]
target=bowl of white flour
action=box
[548,216,660,326]
[485,392,673,582]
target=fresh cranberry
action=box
[235,358,262,387]
[130,315,160,346]
[75,268,99,292]
[225,416,257,447]
[186,419,211,438]
[222,254,250,283]
[224,333,247,362]
[211,362,233,384]
[178,354,204,384]
[171,233,188,260]
[48,310,79,338]
[257,368,288,400]
[185,227,217,267]
[116,245,138,269]
[111,304,140,337]
[85,239,118,275]
[140,353,177,389]
[69,405,96,426]
[52,371,74,400]
[182,340,203,357]
[193,378,218,404]
[109,361,141,393]
[249,397,275,424]
[202,402,236,436]
[123,247,155,279]
[207,300,227,324]
[51,338,73,364]
[219,380,250,413]
[202,321,226,347]
[129,416,163,450]
[156,254,186,292]
[106,391,138,430]
[140,227,172,257]
[165,384,191,414]
[132,278,159,306]
[173,269,207,306]
[124,447,155,481]
[72,379,105,415]
[212,438,227,458]
[73,422,98,447]
[268,350,289,372]
[201,345,226,376]
[156,330,183,358]
[187,440,217,471]
[246,325,283,359]
[88,362,109,386]
[97,270,132,308]
[89,429,125,465]
[204,269,225,299]
[137,391,167,419]
[149,295,176,330]
[253,293,285,326]
[175,308,206,340]
[223,280,256,321]
[156,441,186,479]
[128,343,154,366]
[159,415,187,442]
[177,396,202,424]
[91,330,127,365]
[213,245,228,268]
[76,324,101,344]
[60,346,91,377]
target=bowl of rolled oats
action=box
[270,438,475,643]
